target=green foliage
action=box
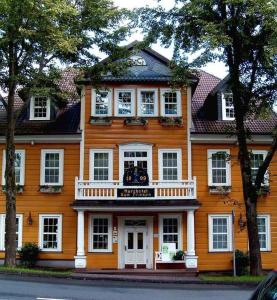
[235,249,250,276]
[18,243,40,268]
[173,250,185,261]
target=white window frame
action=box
[88,214,112,253]
[158,149,182,181]
[250,150,269,186]
[0,214,23,250]
[118,143,153,182]
[91,89,112,117]
[39,214,62,252]
[208,214,232,252]
[89,149,113,181]
[257,214,271,252]
[222,92,235,121]
[2,150,25,186]
[30,96,51,121]
[114,89,135,117]
[159,214,182,251]
[160,89,182,117]
[137,88,158,117]
[40,149,64,186]
[207,149,231,186]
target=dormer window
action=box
[222,92,234,120]
[30,96,50,120]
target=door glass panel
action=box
[137,232,143,250]
[127,232,134,250]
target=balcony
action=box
[75,177,197,200]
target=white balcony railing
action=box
[75,177,197,200]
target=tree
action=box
[0,0,129,267]
[137,0,277,275]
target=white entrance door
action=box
[124,226,147,267]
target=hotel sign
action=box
[117,188,155,198]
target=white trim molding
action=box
[208,214,232,252]
[30,96,51,121]
[89,149,113,181]
[114,88,135,117]
[207,149,231,186]
[40,149,64,186]
[88,214,112,253]
[91,88,112,117]
[39,214,63,252]
[158,149,182,181]
[2,149,25,186]
[0,135,81,144]
[137,88,158,117]
[160,88,181,117]
[257,214,271,252]
[158,214,183,251]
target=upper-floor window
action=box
[2,150,25,186]
[160,89,181,117]
[90,149,113,181]
[222,92,234,120]
[115,89,135,116]
[91,89,112,116]
[40,149,64,186]
[137,89,158,116]
[30,96,51,120]
[257,215,271,251]
[208,150,231,186]
[250,150,269,185]
[158,149,182,181]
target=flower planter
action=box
[2,185,24,194]
[209,186,231,195]
[159,117,183,127]
[39,185,63,193]
[89,117,112,126]
[124,117,148,126]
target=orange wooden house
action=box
[0,43,276,272]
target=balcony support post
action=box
[74,210,86,268]
[185,209,198,269]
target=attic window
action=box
[222,92,234,120]
[30,96,50,120]
[128,55,147,66]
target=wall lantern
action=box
[27,212,33,225]
[238,213,247,232]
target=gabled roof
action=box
[192,70,277,135]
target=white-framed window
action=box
[30,96,51,120]
[119,143,153,182]
[40,149,64,186]
[208,214,232,252]
[0,214,23,250]
[114,89,135,116]
[2,150,25,186]
[208,149,231,186]
[257,215,271,251]
[89,214,112,252]
[89,149,113,181]
[137,88,158,116]
[160,89,181,117]
[91,89,112,116]
[222,92,235,120]
[159,214,182,250]
[158,149,182,181]
[250,150,269,185]
[39,214,62,252]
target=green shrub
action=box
[173,250,185,260]
[18,243,40,268]
[235,249,249,276]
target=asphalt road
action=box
[0,275,254,300]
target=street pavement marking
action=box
[37,298,68,300]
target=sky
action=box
[113,0,228,79]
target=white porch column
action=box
[186,209,198,269]
[74,210,87,268]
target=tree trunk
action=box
[4,41,17,268]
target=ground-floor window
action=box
[89,215,112,252]
[159,214,182,250]
[257,215,271,251]
[208,214,232,252]
[39,214,62,252]
[0,214,23,250]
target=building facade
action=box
[0,44,276,271]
